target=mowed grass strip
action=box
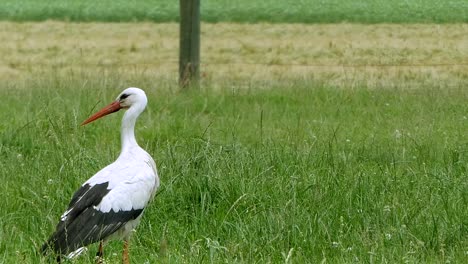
[1,22,468,89]
[1,0,468,23]
[0,73,467,263]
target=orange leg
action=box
[122,240,130,264]
[95,241,104,264]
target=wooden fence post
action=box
[179,0,200,88]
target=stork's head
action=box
[81,87,147,126]
[116,87,148,109]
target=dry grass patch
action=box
[1,22,467,88]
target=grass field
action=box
[0,21,467,262]
[0,73,467,263]
[1,0,468,23]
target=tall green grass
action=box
[1,0,467,23]
[0,73,467,263]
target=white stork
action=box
[42,87,159,263]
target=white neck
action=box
[120,105,144,152]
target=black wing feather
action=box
[42,182,145,256]
[45,207,143,255]
[42,182,110,255]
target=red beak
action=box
[81,101,122,126]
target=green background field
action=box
[1,0,468,23]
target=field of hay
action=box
[2,22,468,89]
[0,20,467,264]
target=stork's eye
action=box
[120,93,130,100]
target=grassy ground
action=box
[1,22,468,89]
[1,0,468,23]
[0,73,467,263]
